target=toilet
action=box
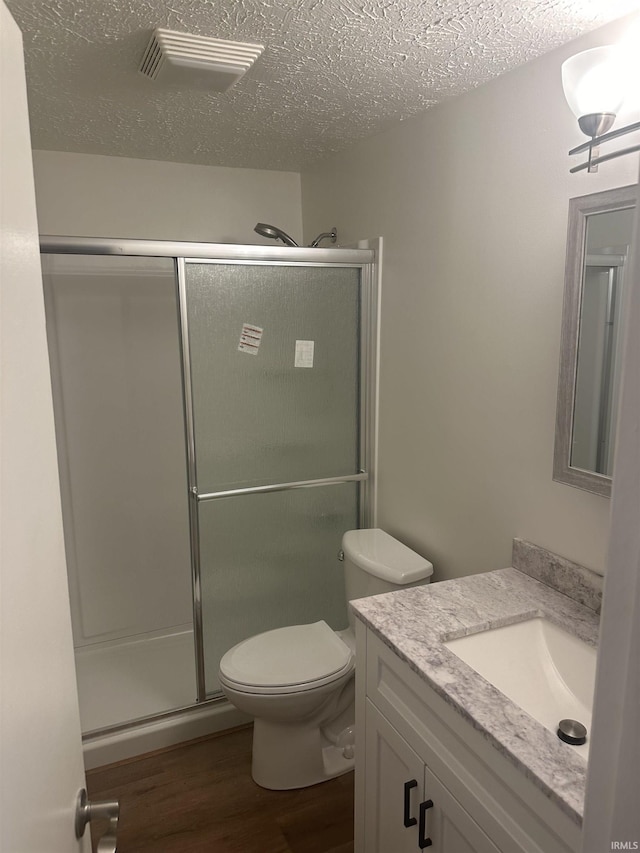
[218,528,433,790]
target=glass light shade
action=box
[562,46,626,119]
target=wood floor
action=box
[86,725,355,853]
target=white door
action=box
[424,768,501,853]
[363,701,426,853]
[0,3,90,850]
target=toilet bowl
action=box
[220,620,356,789]
[219,528,433,790]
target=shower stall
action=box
[40,236,377,765]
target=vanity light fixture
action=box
[562,45,640,173]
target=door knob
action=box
[75,787,120,852]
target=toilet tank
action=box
[342,528,433,611]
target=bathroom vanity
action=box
[351,543,601,853]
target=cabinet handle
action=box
[403,779,418,827]
[418,798,434,849]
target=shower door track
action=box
[40,235,372,265]
[81,695,225,742]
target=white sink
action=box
[444,617,596,756]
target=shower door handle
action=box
[75,788,120,852]
[195,470,368,502]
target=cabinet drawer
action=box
[364,629,580,853]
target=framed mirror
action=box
[554,185,637,497]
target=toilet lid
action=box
[219,620,354,690]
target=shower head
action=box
[254,223,299,247]
[309,227,337,248]
[253,223,339,249]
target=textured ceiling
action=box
[7,0,640,171]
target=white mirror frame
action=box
[554,184,637,497]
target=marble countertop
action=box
[350,567,600,826]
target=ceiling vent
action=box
[139,29,264,92]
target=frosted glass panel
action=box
[200,483,357,696]
[185,263,360,490]
[42,254,192,644]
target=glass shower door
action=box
[181,261,363,697]
[42,252,195,732]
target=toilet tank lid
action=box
[342,528,433,584]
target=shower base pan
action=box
[76,629,248,769]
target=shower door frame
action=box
[41,235,379,711]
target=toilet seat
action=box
[219,620,355,695]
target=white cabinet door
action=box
[424,767,501,853]
[364,700,426,853]
[0,3,89,850]
[364,700,502,853]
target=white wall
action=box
[32,150,303,244]
[302,16,640,580]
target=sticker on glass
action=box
[295,340,314,368]
[238,323,263,355]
